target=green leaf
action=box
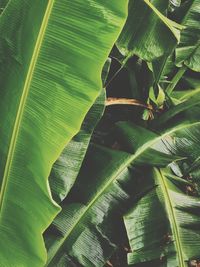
[124,169,173,266]
[151,53,175,83]
[125,167,200,267]
[118,122,200,266]
[144,0,183,39]
[115,122,182,166]
[165,65,187,95]
[149,85,165,107]
[45,145,133,266]
[176,0,200,72]
[49,56,110,204]
[0,0,8,9]
[152,87,200,128]
[0,1,128,266]
[117,0,183,61]
[49,90,105,203]
[44,120,199,266]
[161,123,200,195]
[152,1,200,86]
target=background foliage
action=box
[0,0,200,266]
[45,1,200,266]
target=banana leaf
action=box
[45,145,133,266]
[125,168,200,267]
[44,120,199,266]
[151,87,200,128]
[0,1,128,266]
[152,0,200,85]
[160,124,200,195]
[0,0,8,8]
[116,122,200,266]
[117,0,183,62]
[49,58,111,203]
[176,0,200,72]
[49,90,105,203]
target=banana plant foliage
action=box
[0,1,128,266]
[117,122,200,266]
[0,0,8,9]
[124,167,200,267]
[49,59,110,203]
[117,0,183,61]
[44,117,200,266]
[49,90,105,203]
[44,1,200,264]
[1,0,200,266]
[175,0,200,72]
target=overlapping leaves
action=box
[44,1,200,266]
[0,1,128,266]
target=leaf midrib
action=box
[0,0,55,210]
[157,169,185,267]
[46,121,200,265]
[143,0,184,40]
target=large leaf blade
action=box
[0,1,128,266]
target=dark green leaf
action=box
[49,90,105,203]
[176,0,200,72]
[125,167,200,266]
[117,0,182,61]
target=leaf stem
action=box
[106,97,153,110]
[166,65,187,95]
[104,56,130,88]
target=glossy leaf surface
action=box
[0,1,128,265]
